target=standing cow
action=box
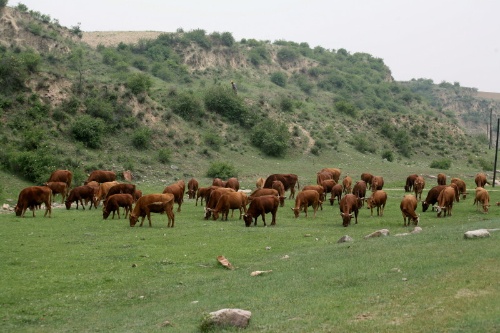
[47,169,73,189]
[186,178,199,199]
[366,190,387,217]
[400,195,419,226]
[243,195,279,227]
[15,186,52,218]
[291,190,321,218]
[339,194,362,227]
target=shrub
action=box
[335,100,357,117]
[430,159,452,170]
[158,148,172,164]
[478,158,493,171]
[280,96,293,112]
[84,97,113,120]
[277,47,299,63]
[132,127,152,149]
[220,32,235,47]
[170,92,204,121]
[270,72,287,87]
[71,115,105,149]
[126,73,152,95]
[206,162,237,179]
[350,135,377,154]
[382,150,394,162]
[203,132,222,151]
[250,120,290,157]
[204,86,248,125]
[7,148,60,183]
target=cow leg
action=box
[117,207,121,219]
[147,212,152,227]
[271,210,277,226]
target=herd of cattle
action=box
[12,168,493,228]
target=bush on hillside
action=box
[132,127,152,149]
[250,120,290,157]
[204,86,248,125]
[71,115,105,149]
[270,72,287,87]
[206,162,237,179]
[126,73,152,95]
[170,92,204,121]
[158,148,172,164]
[7,148,60,183]
[430,159,451,170]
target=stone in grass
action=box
[464,229,490,239]
[337,235,354,243]
[364,229,390,239]
[200,309,251,330]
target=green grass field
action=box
[1,181,499,332]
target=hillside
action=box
[1,4,499,191]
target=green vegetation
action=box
[430,159,452,170]
[206,161,237,179]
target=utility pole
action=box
[493,118,499,188]
[489,108,493,149]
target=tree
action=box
[0,0,8,9]
[69,47,85,94]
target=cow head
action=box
[204,207,212,220]
[340,212,353,227]
[14,205,22,216]
[243,214,253,227]
[129,214,138,227]
[212,210,220,220]
[366,198,374,209]
[412,215,420,225]
[103,209,110,220]
[422,201,429,212]
[279,196,286,207]
[64,200,71,210]
[291,207,300,218]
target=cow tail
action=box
[297,180,300,190]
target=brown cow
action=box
[129,193,175,227]
[186,178,199,199]
[400,194,419,226]
[291,190,321,218]
[43,181,68,204]
[243,195,279,227]
[212,178,225,187]
[329,184,343,206]
[437,173,447,185]
[339,194,362,227]
[15,186,52,218]
[404,174,418,192]
[271,180,286,206]
[319,168,341,183]
[413,175,425,200]
[85,170,116,184]
[47,169,73,189]
[256,177,265,189]
[249,188,285,207]
[421,185,447,212]
[371,176,384,192]
[475,173,488,188]
[301,185,325,209]
[473,187,490,213]
[103,193,134,220]
[133,189,143,202]
[360,172,373,188]
[95,181,120,207]
[209,191,248,220]
[342,175,352,194]
[204,187,236,219]
[321,179,336,195]
[435,186,455,217]
[263,174,299,199]
[65,185,96,210]
[196,186,211,206]
[225,177,240,191]
[352,180,367,207]
[104,183,136,204]
[316,171,334,185]
[366,190,387,217]
[163,180,185,212]
[451,178,468,199]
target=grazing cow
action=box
[321,179,337,195]
[422,185,447,212]
[104,183,136,204]
[473,187,490,213]
[342,175,353,194]
[196,186,211,206]
[434,186,456,217]
[204,187,236,219]
[212,178,225,187]
[339,194,362,227]
[301,185,325,209]
[47,169,73,189]
[437,173,447,185]
[400,194,419,226]
[404,174,418,192]
[316,171,334,185]
[243,195,279,227]
[162,180,185,212]
[291,190,321,218]
[413,175,425,200]
[256,177,265,189]
[263,174,300,199]
[103,193,134,220]
[65,185,96,210]
[451,178,468,199]
[371,176,384,192]
[329,184,343,206]
[186,178,199,199]
[248,188,285,207]
[209,191,248,221]
[449,183,460,202]
[360,172,373,188]
[475,173,488,188]
[43,181,68,204]
[225,177,240,191]
[129,193,175,227]
[352,180,367,207]
[319,168,342,183]
[271,180,286,206]
[366,190,387,217]
[95,181,120,207]
[85,170,116,184]
[15,186,52,218]
[133,189,142,202]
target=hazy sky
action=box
[15,0,500,92]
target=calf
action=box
[329,184,343,206]
[95,181,120,207]
[255,177,265,189]
[104,183,136,204]
[163,180,185,212]
[186,178,199,199]
[43,181,68,204]
[291,190,321,218]
[360,172,373,188]
[366,190,387,216]
[321,179,337,196]
[475,173,488,188]
[473,187,490,213]
[196,186,210,206]
[65,185,96,210]
[451,178,468,199]
[400,194,419,226]
[422,185,447,212]
[371,176,384,192]
[103,193,134,220]
[437,173,447,185]
[352,180,367,207]
[271,180,286,206]
[15,186,52,218]
[404,174,418,192]
[434,186,455,217]
[248,188,285,207]
[204,187,235,219]
[413,175,425,200]
[339,194,362,227]
[301,185,325,208]
[209,191,248,220]
[243,195,279,227]
[129,193,175,227]
[342,175,352,194]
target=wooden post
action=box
[493,118,499,188]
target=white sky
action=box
[14,0,500,92]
